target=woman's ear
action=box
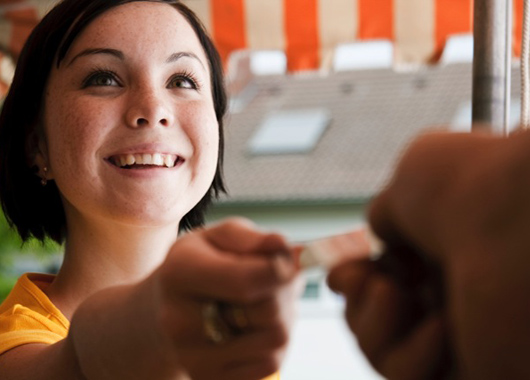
[27,128,53,183]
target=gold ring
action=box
[202,301,232,344]
[224,305,250,332]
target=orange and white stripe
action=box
[318,0,358,68]
[183,0,480,70]
[394,0,436,63]
[0,0,525,96]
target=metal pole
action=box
[504,0,513,133]
[472,0,508,133]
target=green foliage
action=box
[0,212,23,254]
[0,212,61,302]
[0,274,17,303]
[0,212,60,255]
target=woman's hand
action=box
[153,217,301,380]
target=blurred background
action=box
[0,0,524,378]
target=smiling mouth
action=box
[108,153,182,169]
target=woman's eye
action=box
[83,72,119,87]
[168,75,197,90]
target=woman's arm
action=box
[0,218,300,380]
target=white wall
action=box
[206,203,367,242]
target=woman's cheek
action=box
[186,103,219,177]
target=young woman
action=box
[0,1,300,379]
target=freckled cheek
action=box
[190,112,219,172]
[181,102,219,165]
[45,106,104,179]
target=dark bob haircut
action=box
[0,0,227,244]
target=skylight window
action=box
[248,108,331,154]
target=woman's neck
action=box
[45,215,180,319]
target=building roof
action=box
[217,62,520,206]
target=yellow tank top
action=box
[0,273,279,380]
[0,273,69,354]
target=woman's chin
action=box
[111,209,185,230]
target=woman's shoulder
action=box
[0,273,69,355]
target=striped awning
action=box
[0,0,526,98]
[182,0,526,71]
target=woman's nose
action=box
[125,87,173,128]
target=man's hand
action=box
[331,130,530,380]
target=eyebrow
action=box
[66,48,124,67]
[66,48,206,70]
[166,51,206,70]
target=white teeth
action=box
[164,155,175,168]
[152,153,163,166]
[111,153,178,168]
[126,154,135,165]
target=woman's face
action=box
[40,2,219,229]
